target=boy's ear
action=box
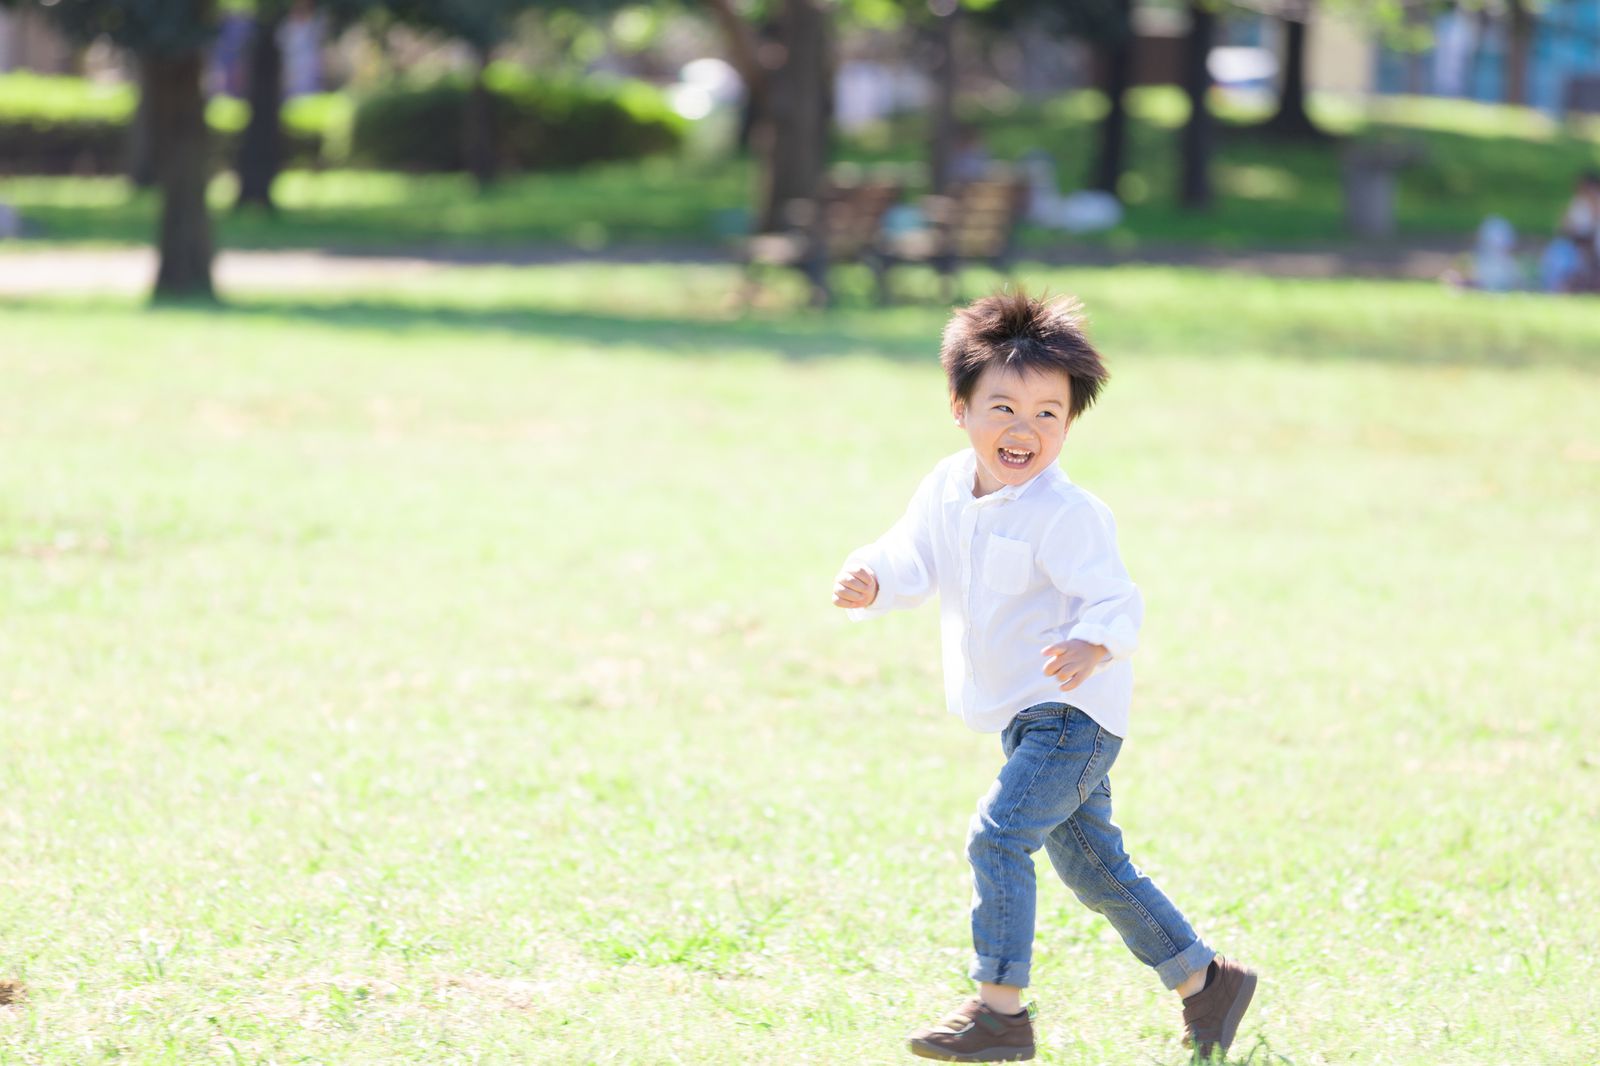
[951,394,966,427]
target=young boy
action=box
[832,291,1255,1062]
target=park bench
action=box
[743,174,904,307]
[868,174,1029,304]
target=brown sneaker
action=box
[907,996,1036,1062]
[1181,957,1257,1059]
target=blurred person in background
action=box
[281,0,325,98]
[1541,170,1600,293]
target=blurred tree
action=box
[840,0,1010,197]
[979,0,1133,197]
[235,0,371,212]
[703,0,833,232]
[128,62,157,189]
[1258,0,1459,138]
[4,0,220,298]
[236,1,290,210]
[383,0,535,187]
[1503,0,1533,106]
[1089,0,1134,197]
[761,0,832,228]
[384,0,627,188]
[1261,0,1327,139]
[1178,0,1214,210]
[922,0,959,194]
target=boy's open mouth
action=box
[998,447,1034,469]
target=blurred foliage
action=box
[974,0,1128,41]
[0,72,352,173]
[384,0,529,51]
[0,70,135,124]
[0,0,217,54]
[4,88,1597,246]
[382,0,626,53]
[349,62,683,172]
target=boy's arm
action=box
[837,467,940,620]
[1038,500,1143,664]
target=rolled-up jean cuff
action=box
[968,953,1031,988]
[1154,939,1216,991]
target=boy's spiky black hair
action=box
[940,289,1108,419]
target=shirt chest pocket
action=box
[982,534,1034,596]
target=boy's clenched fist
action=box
[1041,639,1109,692]
[832,565,879,609]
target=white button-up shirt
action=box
[846,449,1142,736]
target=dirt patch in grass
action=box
[0,980,25,1005]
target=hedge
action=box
[0,72,344,175]
[350,64,683,174]
[0,69,680,177]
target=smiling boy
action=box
[832,292,1255,1062]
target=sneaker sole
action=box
[907,1038,1035,1062]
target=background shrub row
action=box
[0,69,682,176]
[348,64,683,173]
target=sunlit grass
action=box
[0,264,1596,1063]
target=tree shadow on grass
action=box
[7,262,1599,373]
[184,296,944,366]
[201,289,1600,375]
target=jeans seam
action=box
[1073,727,1102,802]
[985,724,1067,984]
[1066,813,1180,956]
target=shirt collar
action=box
[945,448,1059,505]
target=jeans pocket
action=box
[1074,725,1120,803]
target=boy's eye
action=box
[993,405,1013,414]
[1039,411,1056,419]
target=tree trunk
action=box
[464,46,496,189]
[235,11,285,211]
[1091,0,1133,196]
[1178,1,1214,211]
[127,57,157,188]
[1405,49,1425,95]
[1263,12,1326,139]
[927,10,958,195]
[754,0,831,233]
[703,0,769,125]
[144,48,216,300]
[1504,0,1533,106]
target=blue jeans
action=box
[966,704,1214,990]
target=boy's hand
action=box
[832,565,879,609]
[1041,639,1108,692]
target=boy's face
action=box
[952,364,1073,497]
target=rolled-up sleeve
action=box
[1038,499,1142,662]
[844,468,940,621]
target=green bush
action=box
[0,72,130,175]
[351,65,683,174]
[0,72,344,175]
[0,71,135,123]
[283,92,356,164]
[0,117,129,176]
[0,69,676,177]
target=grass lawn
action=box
[1,265,1597,1064]
[3,90,1598,252]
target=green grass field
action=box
[3,89,1598,252]
[1,265,1597,1064]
